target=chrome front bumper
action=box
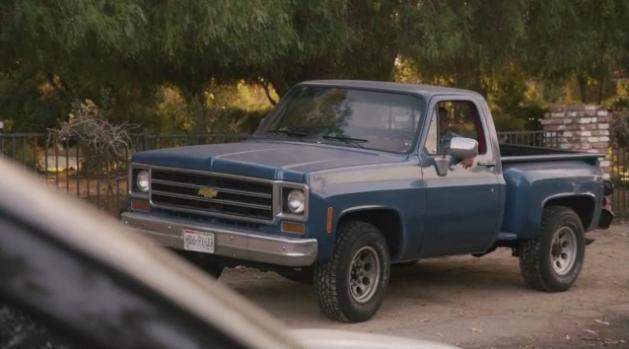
[121,212,318,267]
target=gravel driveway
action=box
[223,224,629,349]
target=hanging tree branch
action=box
[258,77,278,106]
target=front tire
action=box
[519,206,585,292]
[313,221,390,322]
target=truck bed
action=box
[500,144,603,165]
[499,143,605,237]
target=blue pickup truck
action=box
[122,80,613,323]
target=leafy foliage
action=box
[611,112,629,148]
[399,0,528,93]
[2,0,629,132]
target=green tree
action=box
[3,0,629,133]
[398,0,528,95]
[522,0,629,103]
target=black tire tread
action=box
[519,206,583,292]
[313,221,388,322]
[313,222,362,321]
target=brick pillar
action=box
[541,105,611,178]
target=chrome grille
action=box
[150,168,274,221]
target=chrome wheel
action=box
[550,226,577,276]
[348,246,381,304]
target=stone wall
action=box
[541,105,611,177]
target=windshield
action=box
[256,85,424,153]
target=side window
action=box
[431,101,487,155]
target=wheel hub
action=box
[348,246,381,304]
[550,226,578,276]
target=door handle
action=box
[477,160,496,167]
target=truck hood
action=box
[291,329,460,349]
[132,139,405,181]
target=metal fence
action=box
[498,131,562,148]
[609,147,629,217]
[0,131,245,215]
[1,130,627,218]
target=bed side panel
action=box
[501,160,603,238]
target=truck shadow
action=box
[223,253,530,324]
[389,256,524,290]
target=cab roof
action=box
[299,80,482,98]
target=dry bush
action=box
[47,99,138,162]
[47,100,138,212]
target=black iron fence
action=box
[609,147,629,217]
[1,130,627,218]
[498,131,562,148]
[129,131,248,152]
[0,131,245,215]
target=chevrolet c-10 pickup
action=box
[122,80,614,322]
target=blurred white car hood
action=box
[291,329,460,349]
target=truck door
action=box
[419,98,503,257]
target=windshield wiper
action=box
[321,135,368,147]
[267,129,309,137]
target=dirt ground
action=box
[222,224,629,349]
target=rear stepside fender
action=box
[501,162,603,239]
[511,193,599,240]
[541,193,598,231]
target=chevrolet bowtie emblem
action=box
[197,186,219,199]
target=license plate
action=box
[182,229,215,254]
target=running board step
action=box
[497,232,518,241]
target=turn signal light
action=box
[281,221,305,235]
[131,199,150,212]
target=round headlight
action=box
[287,190,305,214]
[136,170,149,192]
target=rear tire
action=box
[519,206,585,292]
[313,221,390,322]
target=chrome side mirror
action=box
[434,137,479,177]
[449,137,478,159]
